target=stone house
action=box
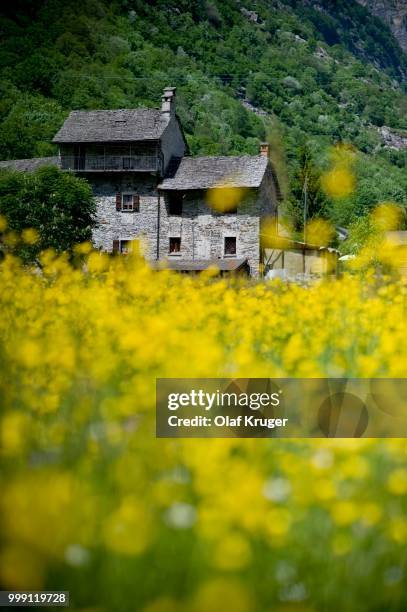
[1,87,281,276]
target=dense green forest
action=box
[0,0,406,230]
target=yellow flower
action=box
[371,202,403,232]
[0,214,8,232]
[206,186,246,213]
[331,501,358,526]
[0,412,31,455]
[213,533,252,570]
[388,518,407,544]
[103,497,152,555]
[191,579,253,612]
[21,228,39,245]
[321,167,355,199]
[305,218,334,246]
[0,545,44,590]
[387,469,407,495]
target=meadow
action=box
[0,242,406,611]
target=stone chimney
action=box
[260,142,269,157]
[161,87,176,117]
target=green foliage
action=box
[328,155,407,226]
[340,214,381,254]
[0,166,96,261]
[0,0,405,231]
[286,143,330,231]
[0,85,65,160]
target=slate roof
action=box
[0,157,60,172]
[158,155,268,190]
[53,109,169,143]
[150,258,249,272]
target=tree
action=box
[0,165,96,262]
[287,144,329,233]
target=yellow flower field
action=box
[0,249,406,611]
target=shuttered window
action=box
[116,193,140,212]
[113,240,132,254]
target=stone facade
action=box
[158,167,278,275]
[91,170,278,276]
[91,173,160,260]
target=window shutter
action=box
[116,193,122,211]
[113,240,120,253]
[133,194,140,211]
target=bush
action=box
[0,166,96,262]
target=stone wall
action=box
[87,160,278,277]
[90,173,159,259]
[160,117,187,172]
[158,168,278,276]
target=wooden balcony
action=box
[60,155,159,172]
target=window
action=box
[224,236,237,256]
[112,240,132,254]
[169,237,181,255]
[116,193,140,212]
[168,192,183,216]
[122,194,135,211]
[120,240,132,254]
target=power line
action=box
[54,73,254,81]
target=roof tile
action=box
[158,155,268,190]
[0,157,60,172]
[53,109,168,143]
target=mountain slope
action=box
[0,0,406,228]
[356,0,407,51]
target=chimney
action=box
[260,142,269,157]
[161,87,176,117]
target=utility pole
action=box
[303,173,308,244]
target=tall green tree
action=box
[287,144,329,232]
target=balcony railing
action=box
[60,155,159,172]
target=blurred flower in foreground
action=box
[206,184,246,213]
[0,214,8,232]
[329,142,357,166]
[191,579,253,612]
[21,228,39,245]
[349,201,406,272]
[305,218,334,246]
[0,545,44,590]
[0,250,406,610]
[74,241,93,255]
[103,496,152,555]
[321,166,355,199]
[322,143,356,199]
[371,202,403,232]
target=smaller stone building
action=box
[157,151,279,275]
